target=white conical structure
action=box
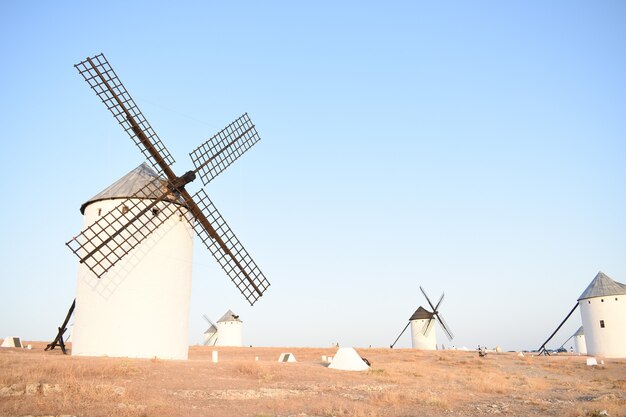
[328,347,369,371]
[278,353,296,362]
[577,271,626,358]
[1,337,22,348]
[572,326,587,355]
[71,164,194,360]
[216,310,243,347]
[409,306,437,350]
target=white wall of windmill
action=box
[574,334,587,355]
[71,198,194,360]
[578,296,626,358]
[216,320,243,347]
[410,318,437,350]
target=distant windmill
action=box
[390,286,454,350]
[202,315,218,346]
[47,53,270,359]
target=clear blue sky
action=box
[1,1,625,351]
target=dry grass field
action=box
[1,342,625,417]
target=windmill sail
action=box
[435,312,454,341]
[190,113,261,186]
[191,189,270,305]
[74,54,176,177]
[66,178,186,278]
[70,53,270,305]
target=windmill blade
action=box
[189,113,261,186]
[75,54,176,179]
[433,292,445,312]
[65,179,184,278]
[435,313,455,341]
[419,286,437,312]
[190,189,270,306]
[422,317,436,337]
[202,314,216,327]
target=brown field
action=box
[1,342,625,417]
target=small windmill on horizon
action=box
[391,286,454,350]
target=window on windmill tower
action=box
[152,208,160,216]
[600,320,605,328]
[97,208,102,216]
[122,205,129,214]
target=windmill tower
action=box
[56,53,270,360]
[216,310,243,347]
[202,315,218,346]
[391,286,454,350]
[572,326,587,355]
[577,271,626,358]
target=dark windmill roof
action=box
[409,306,434,321]
[577,271,626,301]
[217,309,242,323]
[80,163,180,214]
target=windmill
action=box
[202,314,218,346]
[390,286,454,350]
[48,53,270,359]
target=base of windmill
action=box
[278,353,296,362]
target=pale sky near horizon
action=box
[1,1,625,352]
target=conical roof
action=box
[217,309,242,323]
[80,163,178,214]
[577,271,626,301]
[409,306,433,321]
[573,326,584,337]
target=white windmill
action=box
[573,326,586,355]
[46,53,270,359]
[216,310,243,347]
[202,315,218,346]
[391,286,454,350]
[577,271,626,358]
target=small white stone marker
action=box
[586,357,597,366]
[255,356,259,361]
[212,351,218,363]
[322,355,327,363]
[327,356,333,363]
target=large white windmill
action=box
[46,53,270,360]
[391,286,454,350]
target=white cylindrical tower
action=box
[409,306,436,350]
[216,310,243,347]
[71,164,194,360]
[572,326,587,355]
[577,271,626,358]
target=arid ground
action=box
[1,342,624,417]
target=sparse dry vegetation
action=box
[0,342,625,417]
